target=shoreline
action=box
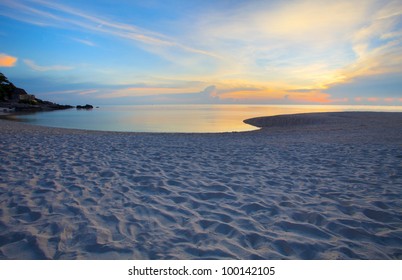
[1,112,402,259]
[2,104,402,134]
[1,111,402,143]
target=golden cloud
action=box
[215,83,332,103]
[0,53,17,67]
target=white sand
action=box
[0,112,401,259]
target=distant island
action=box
[0,72,92,112]
[76,104,94,110]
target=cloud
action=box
[200,0,401,103]
[204,82,332,104]
[315,1,402,103]
[0,0,218,60]
[98,86,205,99]
[23,59,74,71]
[71,37,96,47]
[191,1,402,99]
[196,0,372,55]
[45,89,98,95]
[326,73,402,98]
[91,84,220,105]
[2,0,401,105]
[252,0,370,45]
[179,0,376,94]
[0,53,17,67]
[375,0,402,20]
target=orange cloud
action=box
[285,90,332,103]
[217,85,332,103]
[0,53,17,67]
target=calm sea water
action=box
[9,104,402,133]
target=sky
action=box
[0,0,402,105]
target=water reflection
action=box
[8,104,402,133]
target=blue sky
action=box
[0,0,401,105]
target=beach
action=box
[0,111,401,259]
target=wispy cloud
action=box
[0,0,218,60]
[0,53,17,67]
[2,0,401,104]
[190,0,402,102]
[319,1,402,86]
[71,37,96,47]
[45,89,98,95]
[23,59,73,71]
[98,86,204,99]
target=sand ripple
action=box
[1,112,402,259]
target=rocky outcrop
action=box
[76,104,94,110]
[0,72,73,111]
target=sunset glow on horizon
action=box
[1,0,401,105]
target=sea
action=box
[7,104,402,133]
